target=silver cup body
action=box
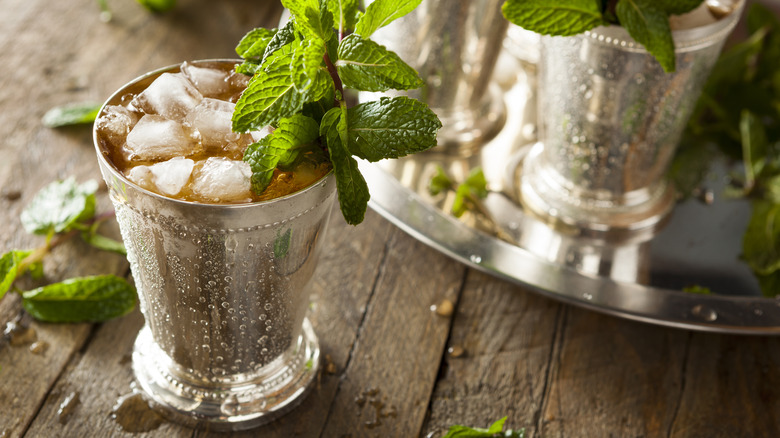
[365,0,508,152]
[94,61,336,430]
[522,5,742,236]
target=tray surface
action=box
[362,49,780,335]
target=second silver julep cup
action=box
[365,0,509,154]
[94,62,337,430]
[520,3,743,238]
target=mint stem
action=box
[323,53,344,107]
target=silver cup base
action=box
[517,142,676,242]
[132,318,320,431]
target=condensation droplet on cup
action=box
[582,293,593,301]
[469,254,482,264]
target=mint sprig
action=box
[502,0,711,72]
[0,179,135,322]
[441,416,525,438]
[232,0,441,225]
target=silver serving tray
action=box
[361,53,780,335]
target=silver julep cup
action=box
[93,61,337,430]
[365,0,509,154]
[520,3,743,238]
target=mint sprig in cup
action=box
[502,0,722,72]
[231,0,442,225]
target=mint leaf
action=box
[21,275,136,323]
[441,417,524,438]
[756,270,780,297]
[429,165,453,196]
[657,0,703,15]
[235,28,277,60]
[452,168,488,218]
[743,201,780,275]
[136,0,175,13]
[0,250,32,300]
[741,110,768,193]
[502,0,605,37]
[21,178,99,236]
[336,33,424,92]
[283,0,333,41]
[327,0,360,33]
[263,20,297,65]
[243,114,321,194]
[355,0,423,38]
[292,37,327,92]
[42,102,102,128]
[322,106,370,225]
[81,232,127,255]
[233,43,331,132]
[616,0,676,72]
[683,285,712,295]
[345,96,440,161]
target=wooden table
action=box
[1,1,779,437]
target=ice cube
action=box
[185,98,241,148]
[181,62,230,97]
[125,114,201,161]
[125,165,154,191]
[131,73,203,121]
[126,157,195,196]
[189,157,252,202]
[96,105,138,149]
[250,125,273,142]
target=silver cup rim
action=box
[92,59,334,211]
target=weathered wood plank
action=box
[198,209,398,437]
[318,227,467,438]
[23,309,193,438]
[668,332,780,438]
[0,1,282,436]
[538,307,691,438]
[421,270,563,438]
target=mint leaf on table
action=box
[345,96,441,161]
[0,250,32,299]
[81,231,127,255]
[42,102,102,128]
[243,114,321,193]
[616,0,676,72]
[327,0,361,33]
[322,105,371,225]
[232,42,331,132]
[355,0,423,38]
[656,0,703,15]
[441,416,524,438]
[21,275,136,323]
[20,178,98,236]
[336,34,424,92]
[502,0,606,37]
[136,0,175,13]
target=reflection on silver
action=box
[365,0,509,154]
[94,61,336,430]
[364,30,780,333]
[522,4,743,237]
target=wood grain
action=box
[422,270,563,438]
[318,227,467,438]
